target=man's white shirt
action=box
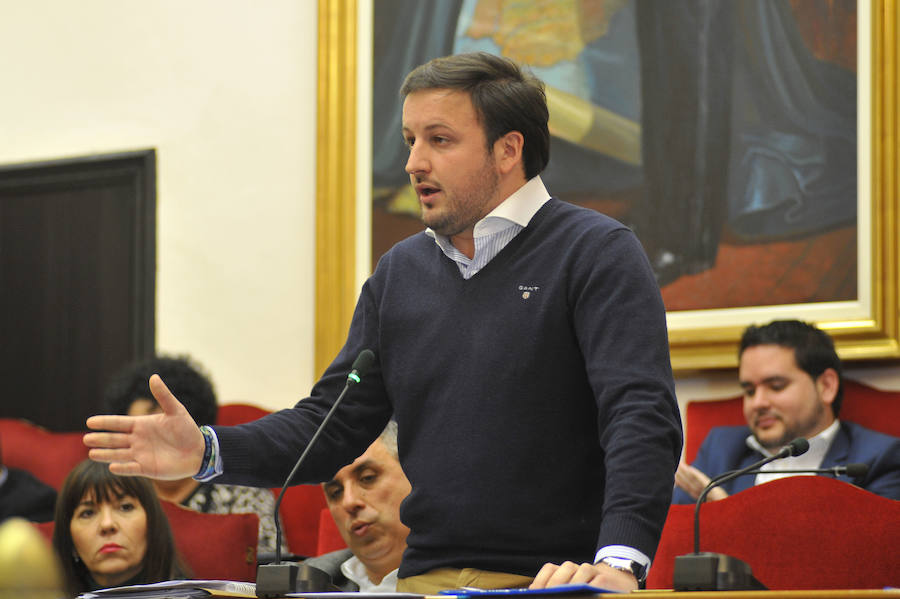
[426,176,550,279]
[341,555,399,593]
[746,419,840,485]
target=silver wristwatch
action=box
[598,556,647,585]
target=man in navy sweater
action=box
[85,52,682,593]
[673,320,900,504]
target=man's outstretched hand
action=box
[84,374,205,479]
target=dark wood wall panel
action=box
[0,151,155,431]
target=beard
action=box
[754,400,827,451]
[420,157,500,237]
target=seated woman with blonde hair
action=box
[52,459,189,594]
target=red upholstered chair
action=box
[683,379,900,463]
[160,500,259,581]
[277,484,329,558]
[316,507,348,556]
[214,402,329,559]
[647,476,900,590]
[0,419,89,489]
[215,403,273,426]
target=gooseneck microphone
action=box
[723,462,869,479]
[256,349,376,599]
[673,437,809,591]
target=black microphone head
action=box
[786,437,809,456]
[351,349,376,377]
[844,463,869,478]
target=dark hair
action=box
[52,460,187,595]
[104,355,218,425]
[400,51,550,180]
[739,320,844,415]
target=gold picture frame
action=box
[315,0,899,374]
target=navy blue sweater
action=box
[215,198,682,578]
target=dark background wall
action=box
[0,150,156,431]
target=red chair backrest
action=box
[316,507,348,556]
[214,403,331,559]
[160,500,259,582]
[0,419,89,489]
[276,484,329,557]
[215,403,273,426]
[647,476,900,589]
[683,378,900,463]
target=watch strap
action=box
[598,556,647,585]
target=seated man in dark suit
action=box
[303,421,410,592]
[0,435,57,523]
[673,319,900,503]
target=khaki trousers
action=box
[397,568,534,595]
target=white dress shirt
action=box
[426,176,551,279]
[746,419,841,485]
[341,554,399,593]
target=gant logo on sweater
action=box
[518,284,540,300]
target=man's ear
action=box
[816,368,840,408]
[493,130,525,176]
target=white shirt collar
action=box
[477,175,551,230]
[340,554,399,593]
[746,420,841,484]
[425,175,551,241]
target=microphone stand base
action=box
[256,562,298,598]
[673,552,767,591]
[257,562,340,597]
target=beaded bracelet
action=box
[195,425,217,479]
